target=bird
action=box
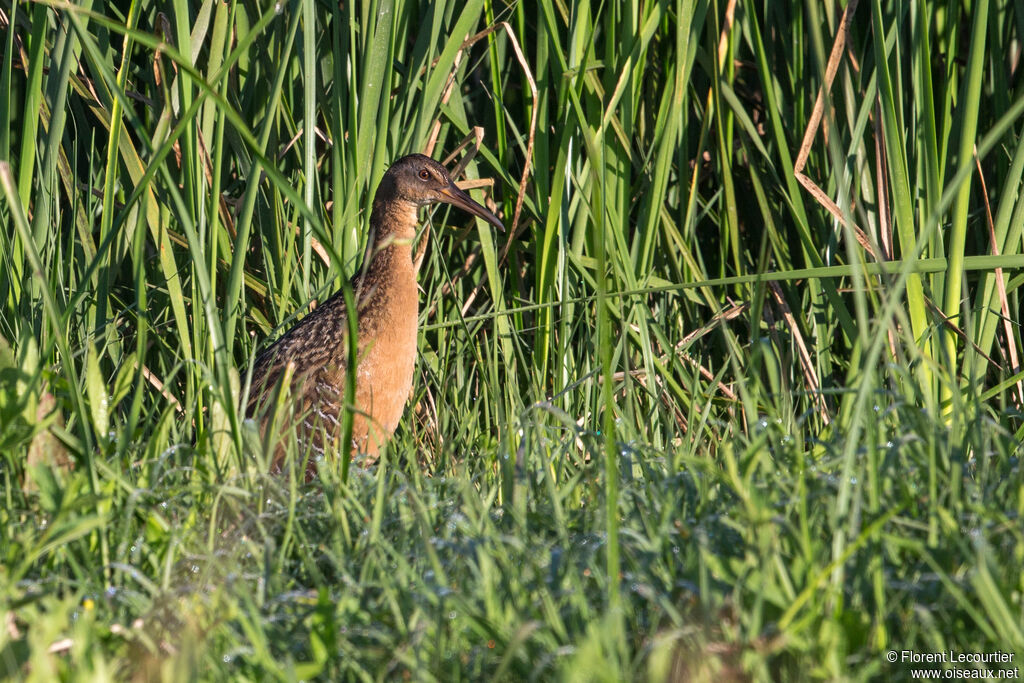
[248,153,504,476]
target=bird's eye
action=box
[418,169,431,181]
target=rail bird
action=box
[248,154,503,475]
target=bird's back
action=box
[249,286,352,405]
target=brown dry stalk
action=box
[678,302,748,348]
[674,302,749,402]
[419,22,540,317]
[873,105,901,361]
[873,104,893,261]
[420,22,539,319]
[793,0,878,260]
[425,21,538,239]
[769,282,831,424]
[717,0,737,68]
[975,151,1023,405]
[423,46,466,158]
[676,354,738,402]
[923,298,1002,370]
[441,127,486,175]
[142,363,184,414]
[292,223,331,268]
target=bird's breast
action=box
[354,273,419,446]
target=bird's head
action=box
[379,154,504,232]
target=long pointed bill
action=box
[437,183,505,232]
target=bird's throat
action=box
[370,198,420,243]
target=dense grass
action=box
[2,0,1024,679]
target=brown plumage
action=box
[248,154,503,474]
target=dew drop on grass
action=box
[448,611,457,620]
[191,565,199,574]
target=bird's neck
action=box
[366,198,420,276]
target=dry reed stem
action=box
[769,282,831,424]
[793,0,878,260]
[872,105,901,360]
[976,151,1023,406]
[142,363,184,413]
[426,22,537,239]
